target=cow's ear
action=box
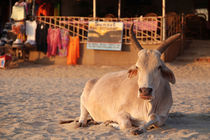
[128,65,138,78]
[160,65,176,84]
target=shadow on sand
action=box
[163,112,210,133]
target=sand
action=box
[0,60,210,140]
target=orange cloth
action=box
[37,3,53,16]
[67,36,80,65]
[37,3,47,16]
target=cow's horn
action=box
[157,33,181,54]
[130,23,143,50]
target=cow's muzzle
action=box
[139,87,153,100]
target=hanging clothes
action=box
[36,22,48,53]
[47,28,61,57]
[25,20,37,45]
[11,2,27,20]
[17,33,26,43]
[67,36,80,65]
[37,3,53,16]
[59,29,69,56]
[37,3,47,16]
[12,21,26,43]
[12,21,25,35]
[11,5,26,20]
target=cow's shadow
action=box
[60,111,210,136]
[167,112,210,123]
[163,112,210,133]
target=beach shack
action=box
[1,0,209,66]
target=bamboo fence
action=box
[36,16,181,44]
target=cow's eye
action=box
[136,66,138,69]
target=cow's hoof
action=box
[74,122,80,128]
[74,122,86,128]
[131,129,144,135]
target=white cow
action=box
[78,24,180,134]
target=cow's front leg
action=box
[131,114,166,135]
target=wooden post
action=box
[162,0,166,40]
[93,0,96,18]
[118,0,121,18]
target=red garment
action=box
[47,28,61,57]
[37,3,53,16]
[67,36,80,65]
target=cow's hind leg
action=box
[77,103,89,127]
[77,79,98,127]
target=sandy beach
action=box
[0,58,210,139]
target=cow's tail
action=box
[59,119,77,124]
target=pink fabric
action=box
[47,28,61,57]
[59,29,69,56]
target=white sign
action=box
[87,21,123,51]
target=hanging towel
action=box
[25,20,37,45]
[67,36,80,65]
[59,29,69,56]
[47,28,61,57]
